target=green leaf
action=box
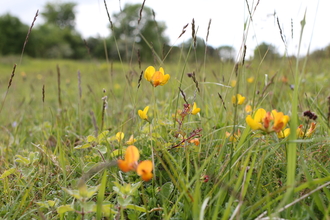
[126,204,147,213]
[29,152,39,164]
[95,145,107,154]
[21,167,35,178]
[85,185,100,199]
[36,201,50,209]
[83,201,96,212]
[87,135,97,143]
[57,205,74,214]
[98,130,109,142]
[15,155,30,165]
[109,149,125,158]
[159,182,174,199]
[0,168,16,179]
[99,201,117,217]
[74,143,92,149]
[63,188,82,200]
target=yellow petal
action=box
[246,115,263,130]
[237,94,246,105]
[150,71,164,87]
[159,74,170,86]
[125,145,140,166]
[137,160,153,181]
[306,122,316,137]
[277,128,290,138]
[138,106,149,120]
[159,67,165,74]
[254,108,266,123]
[191,102,200,115]
[126,135,137,145]
[144,66,155,82]
[247,77,254,83]
[116,132,124,142]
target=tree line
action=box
[3,2,321,62]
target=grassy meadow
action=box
[1,11,330,220]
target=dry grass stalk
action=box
[20,10,39,64]
[218,93,227,110]
[138,0,146,25]
[103,0,113,30]
[0,64,17,114]
[42,84,45,103]
[137,70,143,89]
[178,23,189,39]
[191,19,196,48]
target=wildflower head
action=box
[277,128,290,138]
[232,94,246,105]
[136,160,153,181]
[247,77,254,83]
[191,102,201,115]
[189,138,200,146]
[246,108,290,133]
[225,130,241,142]
[118,145,140,172]
[126,135,137,145]
[297,122,316,138]
[138,106,149,121]
[116,132,124,143]
[144,66,170,87]
[118,145,153,181]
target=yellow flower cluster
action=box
[246,108,290,136]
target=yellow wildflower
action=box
[144,66,170,87]
[116,132,124,142]
[191,102,200,115]
[247,77,254,83]
[246,108,290,133]
[297,122,316,138]
[138,106,149,121]
[277,128,290,138]
[126,135,137,145]
[230,80,237,87]
[225,130,241,142]
[232,94,246,105]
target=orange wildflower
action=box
[118,145,153,181]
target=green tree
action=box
[41,2,77,30]
[0,14,29,55]
[253,42,279,60]
[110,3,169,62]
[36,2,86,59]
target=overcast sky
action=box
[1,0,328,57]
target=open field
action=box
[0,52,330,219]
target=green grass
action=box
[0,52,329,219]
[1,12,330,220]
